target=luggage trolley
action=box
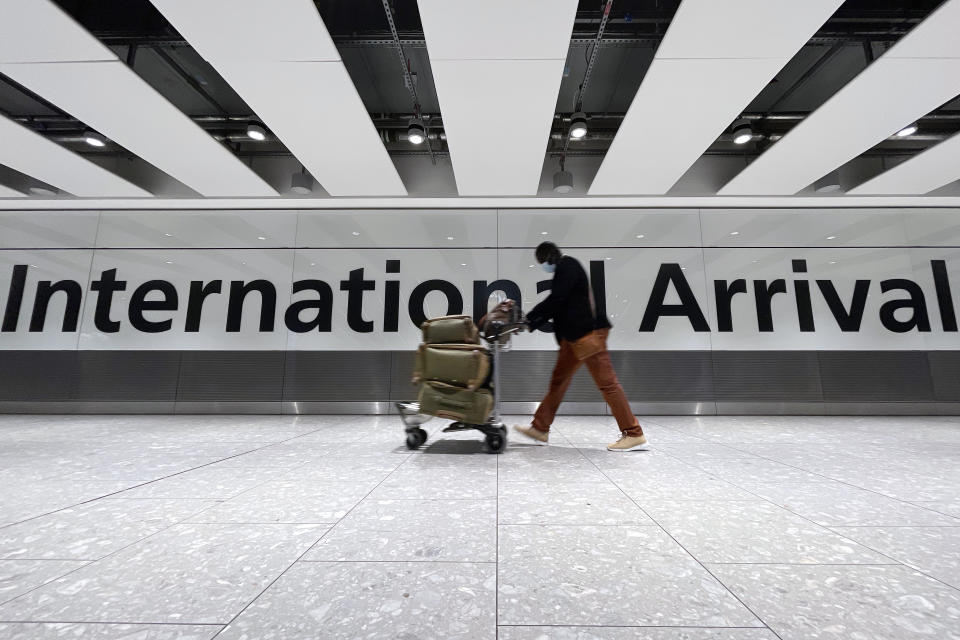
[397,317,525,454]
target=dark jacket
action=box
[526,255,611,344]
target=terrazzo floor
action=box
[0,414,959,639]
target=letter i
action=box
[384,260,400,332]
[792,259,815,332]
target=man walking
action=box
[514,242,648,452]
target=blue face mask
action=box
[541,262,556,274]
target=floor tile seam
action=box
[496,440,500,637]
[298,559,498,564]
[708,479,934,566]
[0,620,226,626]
[0,505,314,611]
[731,450,953,505]
[208,525,335,639]
[826,524,960,529]
[209,453,426,638]
[0,560,93,609]
[575,451,783,640]
[496,624,776,629]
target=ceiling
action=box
[0,0,959,201]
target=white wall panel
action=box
[77,249,294,350]
[295,209,498,248]
[1,208,957,352]
[703,247,926,350]
[0,250,94,349]
[700,209,910,247]
[0,211,99,248]
[287,248,496,350]
[96,210,298,248]
[499,247,713,351]
[497,209,701,248]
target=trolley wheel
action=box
[485,431,507,454]
[406,428,428,450]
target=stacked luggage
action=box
[413,315,494,424]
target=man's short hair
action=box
[535,241,561,264]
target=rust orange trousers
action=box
[531,329,643,437]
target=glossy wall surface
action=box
[1,207,958,414]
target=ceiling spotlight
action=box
[894,122,918,137]
[289,171,313,195]
[814,170,843,194]
[732,120,753,145]
[553,169,574,194]
[407,118,426,145]
[83,130,107,147]
[568,112,588,139]
[246,122,267,141]
[28,185,58,197]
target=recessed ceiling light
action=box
[569,112,587,139]
[165,261,172,264]
[894,122,918,137]
[257,236,266,240]
[605,257,612,261]
[529,264,535,268]
[447,236,454,240]
[830,261,836,264]
[246,122,267,141]
[460,263,467,266]
[83,130,107,147]
[636,234,644,239]
[730,231,740,236]
[826,235,837,240]
[541,231,548,235]
[164,233,172,237]
[352,231,360,236]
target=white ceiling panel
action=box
[589,0,843,196]
[418,0,578,196]
[149,0,405,197]
[882,0,960,58]
[148,0,340,62]
[588,58,784,195]
[718,58,960,195]
[0,0,115,63]
[417,0,578,60]
[219,60,407,196]
[848,132,960,195]
[0,61,277,197]
[655,0,845,59]
[0,115,151,197]
[720,0,960,196]
[431,59,566,195]
[0,184,26,198]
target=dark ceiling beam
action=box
[151,46,230,116]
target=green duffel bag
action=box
[421,315,479,345]
[412,344,490,390]
[418,380,493,424]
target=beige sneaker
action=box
[607,434,649,452]
[513,425,548,445]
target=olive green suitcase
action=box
[417,380,494,424]
[421,315,479,345]
[412,344,490,390]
